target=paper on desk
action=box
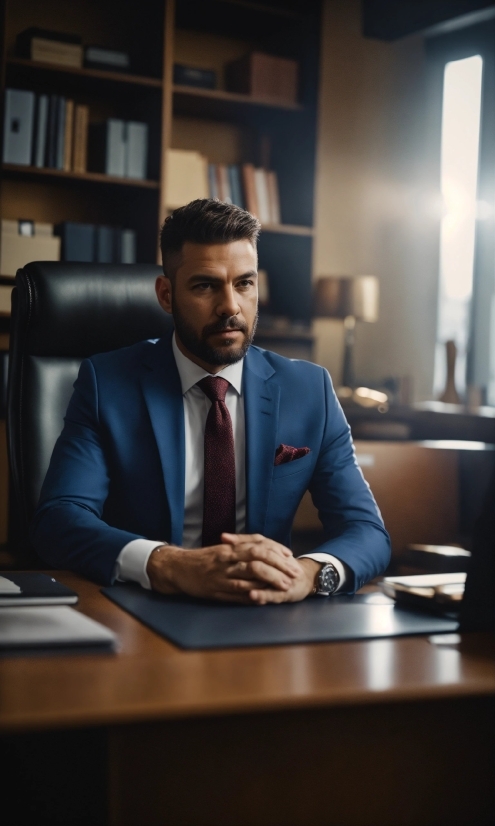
[0,576,22,594]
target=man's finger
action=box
[222,533,293,558]
[249,587,290,605]
[243,560,294,590]
[230,544,300,578]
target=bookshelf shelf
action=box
[173,84,303,118]
[2,164,160,190]
[7,58,163,89]
[261,224,314,237]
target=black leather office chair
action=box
[7,262,173,566]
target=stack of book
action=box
[16,28,83,68]
[209,163,281,225]
[89,120,148,179]
[57,222,137,264]
[2,88,89,172]
[165,150,281,224]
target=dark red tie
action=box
[198,376,236,547]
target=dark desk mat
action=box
[102,584,459,650]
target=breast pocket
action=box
[271,450,314,481]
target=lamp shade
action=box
[313,276,379,322]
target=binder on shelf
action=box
[125,121,148,180]
[228,165,244,209]
[121,229,137,264]
[89,119,125,177]
[254,168,271,224]
[46,94,59,168]
[208,164,218,199]
[166,149,208,208]
[267,170,281,224]
[0,220,60,277]
[241,164,258,217]
[33,94,48,168]
[58,222,95,262]
[2,89,35,165]
[95,226,114,263]
[216,164,231,203]
[55,96,66,170]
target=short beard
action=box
[172,295,258,366]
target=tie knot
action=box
[198,376,230,403]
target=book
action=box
[173,64,216,89]
[0,605,117,652]
[267,170,281,224]
[55,96,66,170]
[59,222,95,262]
[166,149,209,208]
[0,573,78,607]
[46,93,59,168]
[125,121,148,179]
[208,163,218,199]
[96,226,115,263]
[121,229,137,263]
[254,168,271,224]
[85,46,130,71]
[2,89,35,165]
[16,27,83,68]
[63,99,74,171]
[33,94,48,168]
[228,165,244,208]
[0,220,60,277]
[72,104,89,172]
[241,164,258,217]
[216,163,231,203]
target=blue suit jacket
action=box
[32,334,390,588]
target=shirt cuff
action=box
[298,553,348,594]
[114,539,166,590]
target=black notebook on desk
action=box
[0,573,78,606]
[102,584,458,650]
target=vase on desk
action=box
[439,340,461,404]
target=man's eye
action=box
[238,280,254,289]
[194,282,213,291]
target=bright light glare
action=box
[440,55,483,301]
[434,55,483,396]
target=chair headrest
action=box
[14,262,174,357]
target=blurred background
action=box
[1,0,494,575]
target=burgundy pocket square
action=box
[274,444,311,466]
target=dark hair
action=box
[160,198,260,279]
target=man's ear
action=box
[155,275,173,314]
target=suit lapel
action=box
[140,336,185,546]
[244,348,279,534]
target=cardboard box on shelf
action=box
[0,220,60,278]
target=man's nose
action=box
[217,285,239,317]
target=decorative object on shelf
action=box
[84,46,130,72]
[439,339,461,404]
[225,52,298,106]
[313,275,379,388]
[174,64,216,89]
[0,219,60,276]
[16,28,83,68]
[2,89,35,165]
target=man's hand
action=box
[222,533,321,604]
[146,535,301,603]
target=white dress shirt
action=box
[115,335,347,591]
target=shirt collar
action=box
[172,333,244,396]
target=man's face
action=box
[156,240,259,372]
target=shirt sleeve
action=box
[114,539,166,589]
[297,552,349,594]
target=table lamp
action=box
[313,275,379,388]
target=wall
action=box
[313,0,441,401]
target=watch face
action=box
[318,564,339,594]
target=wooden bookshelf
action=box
[0,0,322,322]
[2,163,160,189]
[7,57,163,88]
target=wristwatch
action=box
[313,562,340,596]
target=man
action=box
[33,199,390,604]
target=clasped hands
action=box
[146,533,321,605]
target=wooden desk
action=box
[1,573,494,826]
